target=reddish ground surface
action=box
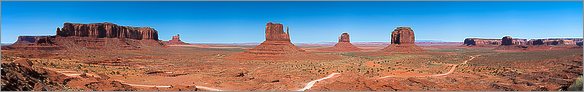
[1,42,582,91]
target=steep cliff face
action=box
[382,27,423,52]
[57,22,158,40]
[501,36,514,46]
[1,59,67,91]
[246,22,304,54]
[265,22,290,41]
[6,36,61,50]
[330,32,360,51]
[338,33,351,43]
[391,27,415,44]
[527,38,583,46]
[464,38,527,46]
[5,22,163,50]
[14,36,56,45]
[228,22,311,60]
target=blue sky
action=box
[2,1,582,43]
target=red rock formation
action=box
[319,32,361,52]
[5,36,62,50]
[463,38,500,46]
[265,22,291,41]
[527,38,583,46]
[464,38,527,46]
[501,36,513,45]
[165,34,188,45]
[57,22,158,40]
[227,22,338,60]
[495,36,531,50]
[382,27,423,52]
[390,27,415,44]
[245,22,304,55]
[339,33,350,43]
[5,22,163,50]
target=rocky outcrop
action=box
[14,36,53,44]
[227,22,326,60]
[165,34,188,45]
[390,27,415,44]
[501,36,513,45]
[382,27,423,52]
[5,22,163,50]
[57,22,158,40]
[1,59,67,91]
[5,36,62,50]
[319,32,361,52]
[527,38,583,46]
[463,38,527,46]
[339,33,351,43]
[1,58,138,91]
[245,22,304,55]
[495,36,530,50]
[527,39,545,45]
[265,22,291,41]
[463,38,500,46]
[333,33,361,51]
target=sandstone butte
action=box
[494,36,530,50]
[165,34,189,45]
[4,22,162,50]
[225,22,343,60]
[381,27,424,52]
[244,22,305,55]
[320,32,361,52]
[501,36,514,46]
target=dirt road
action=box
[296,73,341,91]
[378,55,480,78]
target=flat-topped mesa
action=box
[463,38,500,46]
[5,22,163,50]
[494,36,531,50]
[265,22,291,41]
[57,22,159,40]
[5,36,61,50]
[14,36,55,45]
[463,38,527,46]
[382,27,423,52]
[527,38,583,46]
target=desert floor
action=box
[1,44,582,91]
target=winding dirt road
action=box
[296,73,341,91]
[378,55,480,79]
[48,66,340,91]
[43,55,481,91]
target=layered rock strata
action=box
[5,22,163,50]
[57,22,158,40]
